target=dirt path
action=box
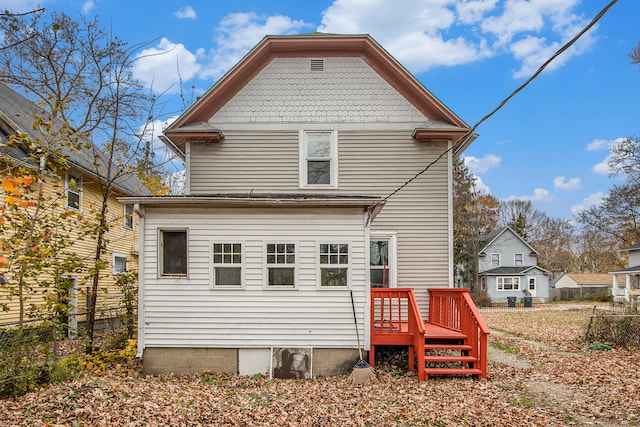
[488,328,623,426]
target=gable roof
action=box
[478,226,538,256]
[479,266,549,276]
[163,33,473,158]
[0,83,148,196]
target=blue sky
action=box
[2,0,639,220]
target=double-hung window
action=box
[65,172,82,211]
[113,253,128,274]
[514,253,523,266]
[266,243,295,287]
[497,277,520,291]
[160,230,187,276]
[300,130,337,188]
[319,243,348,287]
[491,253,500,268]
[123,204,134,229]
[212,243,242,287]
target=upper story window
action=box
[65,172,82,211]
[266,243,296,287]
[160,229,187,276]
[299,130,338,189]
[491,253,500,268]
[514,253,523,266]
[123,204,134,229]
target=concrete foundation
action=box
[142,348,238,376]
[142,347,360,377]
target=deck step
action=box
[423,367,483,376]
[423,344,472,351]
[423,355,477,363]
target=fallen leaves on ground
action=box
[1,306,638,426]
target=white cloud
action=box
[571,191,604,216]
[202,12,311,80]
[554,176,581,191]
[507,188,555,202]
[133,38,203,95]
[174,6,197,20]
[586,137,624,151]
[138,116,180,163]
[592,153,614,176]
[463,154,501,174]
[473,175,490,194]
[81,0,94,14]
[456,0,500,24]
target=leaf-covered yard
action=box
[1,306,638,426]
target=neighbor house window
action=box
[123,204,134,229]
[65,172,82,211]
[212,243,242,287]
[528,277,536,291]
[160,230,187,276]
[300,130,337,188]
[319,243,348,287]
[266,243,295,287]
[497,277,520,291]
[514,253,523,266]
[113,253,128,274]
[491,253,500,268]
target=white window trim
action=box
[497,276,520,291]
[299,130,338,189]
[491,253,500,268]
[112,252,128,275]
[65,171,82,212]
[158,228,188,278]
[317,241,351,289]
[210,241,245,289]
[514,253,523,266]
[264,242,298,289]
[123,204,134,229]
[369,231,397,288]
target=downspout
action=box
[134,203,146,358]
[447,141,454,288]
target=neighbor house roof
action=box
[622,243,640,252]
[609,265,640,274]
[479,266,548,276]
[563,273,613,286]
[162,33,474,158]
[0,82,148,196]
[478,226,538,256]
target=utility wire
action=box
[378,0,619,206]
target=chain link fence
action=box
[584,308,640,348]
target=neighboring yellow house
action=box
[0,82,148,327]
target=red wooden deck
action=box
[370,288,489,381]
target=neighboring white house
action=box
[610,243,640,304]
[122,34,475,377]
[477,227,550,303]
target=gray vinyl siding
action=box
[141,207,369,349]
[478,231,537,272]
[189,130,451,311]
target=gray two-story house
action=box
[478,227,550,303]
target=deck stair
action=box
[370,288,489,381]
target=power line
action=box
[378,0,619,206]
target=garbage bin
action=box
[507,296,517,307]
[523,296,533,308]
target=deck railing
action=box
[428,288,490,378]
